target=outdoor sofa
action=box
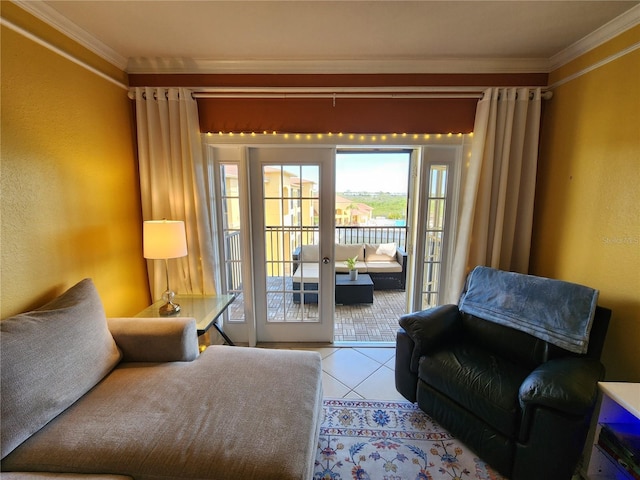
[292,243,407,302]
[1,279,323,480]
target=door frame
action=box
[205,133,471,345]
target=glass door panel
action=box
[421,165,448,308]
[263,165,320,323]
[250,148,334,342]
[411,145,460,312]
[219,163,244,322]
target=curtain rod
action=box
[192,93,483,99]
[128,86,551,101]
[190,86,552,100]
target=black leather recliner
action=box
[395,267,610,480]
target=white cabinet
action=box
[583,382,640,480]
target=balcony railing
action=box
[263,225,407,252]
[335,225,407,250]
[223,225,408,290]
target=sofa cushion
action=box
[335,243,364,262]
[1,279,121,458]
[418,341,530,438]
[2,347,323,480]
[335,260,368,273]
[365,243,396,262]
[365,261,402,273]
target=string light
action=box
[203,131,473,144]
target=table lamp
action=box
[143,220,188,316]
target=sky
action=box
[336,152,410,194]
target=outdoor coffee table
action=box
[335,273,374,305]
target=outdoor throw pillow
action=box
[377,242,397,257]
[365,243,396,262]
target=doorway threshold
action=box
[333,341,395,348]
[256,341,395,349]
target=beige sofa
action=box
[292,243,407,297]
[1,279,323,480]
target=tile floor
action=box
[291,346,406,401]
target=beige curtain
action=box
[444,87,542,304]
[134,87,217,300]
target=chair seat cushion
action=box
[418,341,529,438]
[292,263,320,282]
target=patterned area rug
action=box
[315,399,506,480]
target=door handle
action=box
[322,257,330,264]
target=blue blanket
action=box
[458,267,599,354]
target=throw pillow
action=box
[376,242,397,257]
[365,243,395,262]
[1,278,122,458]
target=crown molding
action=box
[11,0,128,70]
[125,57,551,75]
[10,0,639,76]
[549,3,640,71]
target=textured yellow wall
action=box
[531,26,640,381]
[1,8,150,317]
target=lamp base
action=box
[159,301,181,316]
[159,289,180,316]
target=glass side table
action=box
[135,294,236,346]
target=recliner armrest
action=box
[398,304,462,371]
[107,317,200,363]
[519,357,604,416]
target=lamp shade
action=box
[143,220,188,259]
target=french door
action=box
[249,147,335,342]
[208,136,470,345]
[410,145,460,311]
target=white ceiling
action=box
[15,0,640,74]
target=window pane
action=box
[428,199,446,230]
[224,198,241,229]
